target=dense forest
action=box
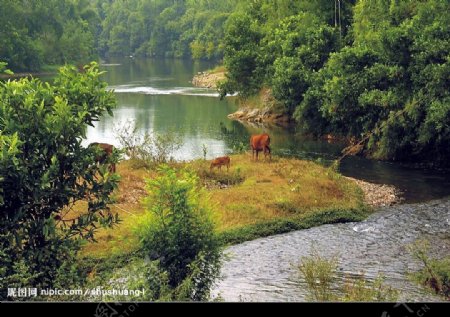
[0,0,99,71]
[1,0,449,166]
[97,0,238,59]
[215,0,450,166]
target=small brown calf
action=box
[210,156,231,172]
[89,142,116,173]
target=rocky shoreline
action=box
[346,177,403,207]
[192,71,291,124]
[227,107,291,124]
[227,88,292,124]
[191,70,225,89]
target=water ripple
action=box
[213,198,450,302]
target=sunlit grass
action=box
[77,154,365,258]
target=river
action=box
[90,58,449,301]
[212,198,450,301]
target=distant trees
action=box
[97,0,237,59]
[1,0,448,165]
[0,0,99,71]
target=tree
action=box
[219,12,264,98]
[0,63,119,299]
[271,14,339,114]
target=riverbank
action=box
[227,88,291,125]
[0,65,60,79]
[192,68,291,125]
[191,66,226,89]
[227,106,291,125]
[345,177,403,207]
[78,154,375,258]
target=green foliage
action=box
[196,166,245,188]
[318,46,405,137]
[0,0,99,71]
[298,247,338,301]
[0,63,119,299]
[81,255,220,302]
[271,14,339,113]
[216,0,450,166]
[138,166,222,300]
[0,62,13,75]
[219,12,264,98]
[98,0,237,59]
[87,258,172,301]
[341,274,399,302]
[409,240,450,299]
[219,207,370,246]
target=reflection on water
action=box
[86,57,450,203]
[213,198,450,302]
[87,58,238,160]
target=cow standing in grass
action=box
[89,142,116,173]
[250,133,271,161]
[210,156,231,172]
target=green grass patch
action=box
[79,154,368,259]
[218,207,371,245]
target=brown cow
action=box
[210,156,231,172]
[89,142,116,173]
[250,133,271,161]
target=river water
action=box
[213,198,450,301]
[89,58,449,301]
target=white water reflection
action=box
[109,84,220,97]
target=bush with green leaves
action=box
[298,247,338,301]
[138,166,222,301]
[271,14,339,114]
[409,240,450,299]
[0,62,119,300]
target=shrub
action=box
[87,259,172,302]
[298,247,338,301]
[409,240,450,299]
[198,166,245,188]
[341,274,398,302]
[138,166,222,301]
[114,120,182,168]
[0,63,119,299]
[298,246,398,302]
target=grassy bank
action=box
[192,66,227,88]
[77,154,367,258]
[0,64,61,79]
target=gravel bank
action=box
[346,177,403,207]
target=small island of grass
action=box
[79,154,369,259]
